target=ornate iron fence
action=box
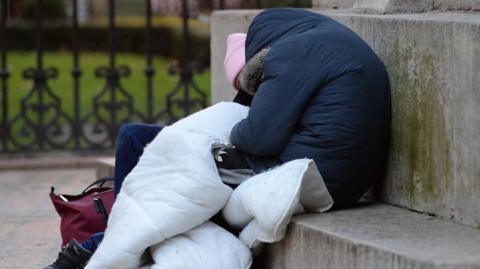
[0,0,305,154]
[0,0,210,153]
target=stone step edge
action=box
[94,158,480,268]
[0,155,113,171]
[214,9,480,23]
[256,203,480,268]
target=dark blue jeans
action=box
[114,123,164,195]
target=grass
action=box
[5,51,211,123]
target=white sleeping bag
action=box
[86,103,249,269]
[149,221,252,269]
[86,102,333,269]
[223,159,333,249]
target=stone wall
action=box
[332,12,480,228]
[211,7,480,228]
[313,0,480,12]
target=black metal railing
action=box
[0,0,8,153]
[0,0,211,153]
[0,0,306,154]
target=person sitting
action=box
[230,8,391,209]
[43,8,391,269]
[42,32,254,269]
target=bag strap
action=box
[81,176,115,194]
[50,176,114,195]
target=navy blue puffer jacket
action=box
[230,8,391,208]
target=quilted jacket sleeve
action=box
[230,40,320,156]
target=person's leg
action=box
[114,123,164,194]
[80,232,104,253]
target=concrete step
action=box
[254,203,480,269]
[95,159,480,268]
[211,9,480,228]
[96,157,115,179]
[0,156,105,171]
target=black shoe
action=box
[43,239,92,269]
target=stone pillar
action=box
[211,3,480,229]
[210,10,257,104]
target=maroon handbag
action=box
[50,177,115,247]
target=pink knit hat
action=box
[224,33,247,90]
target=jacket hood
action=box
[245,8,329,61]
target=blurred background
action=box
[0,2,315,267]
[0,0,312,156]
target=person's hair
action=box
[238,48,270,95]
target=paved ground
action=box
[0,168,95,269]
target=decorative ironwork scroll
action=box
[80,0,143,148]
[0,0,9,152]
[155,0,207,123]
[9,0,73,151]
[0,0,306,153]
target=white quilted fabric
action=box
[86,102,333,269]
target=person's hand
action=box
[237,48,270,96]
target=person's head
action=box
[224,33,247,90]
[224,33,269,96]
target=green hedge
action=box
[6,21,210,65]
[19,0,67,21]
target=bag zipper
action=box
[94,198,109,224]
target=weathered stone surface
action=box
[331,11,480,229]
[354,0,434,13]
[314,0,480,13]
[96,157,115,179]
[254,203,480,269]
[211,10,480,228]
[211,10,259,104]
[434,0,480,11]
[313,0,435,13]
[313,0,355,9]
